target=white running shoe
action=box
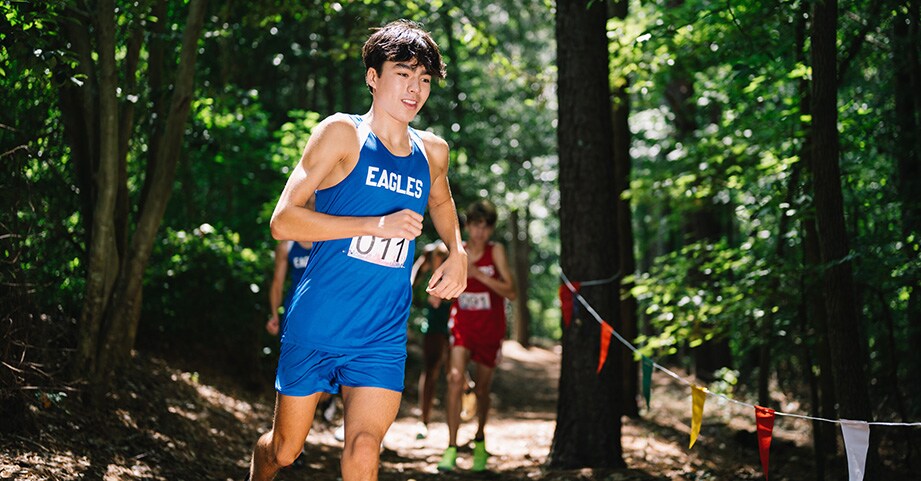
[415,422,429,440]
[323,399,337,423]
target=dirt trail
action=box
[6,340,915,480]
[272,341,562,481]
[271,341,814,481]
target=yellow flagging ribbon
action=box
[689,384,708,448]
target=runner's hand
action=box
[376,209,423,240]
[427,295,443,308]
[266,314,280,336]
[467,256,484,280]
[427,251,467,300]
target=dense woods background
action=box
[2,0,920,478]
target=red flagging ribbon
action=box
[558,281,581,329]
[597,322,614,373]
[755,405,775,480]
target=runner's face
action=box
[367,60,432,123]
[465,221,494,246]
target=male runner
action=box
[247,20,467,481]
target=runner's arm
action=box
[266,241,289,335]
[421,133,467,299]
[471,242,516,300]
[270,115,423,242]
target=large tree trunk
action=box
[794,2,837,475]
[610,0,638,419]
[510,208,532,347]
[893,0,921,400]
[810,0,877,477]
[65,0,208,391]
[804,211,839,474]
[549,0,624,469]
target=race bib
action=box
[347,235,409,268]
[458,292,491,311]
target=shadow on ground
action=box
[3,341,920,480]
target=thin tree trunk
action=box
[510,208,531,347]
[611,0,638,419]
[549,0,624,468]
[759,159,801,406]
[810,0,877,477]
[660,7,731,379]
[141,0,167,216]
[115,26,144,258]
[59,9,98,249]
[441,11,465,125]
[76,0,120,379]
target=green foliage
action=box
[1,2,84,316]
[616,0,921,422]
[140,225,270,369]
[167,89,279,247]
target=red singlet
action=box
[450,242,506,367]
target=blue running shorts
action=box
[275,342,406,396]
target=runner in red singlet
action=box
[438,199,516,472]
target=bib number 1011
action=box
[347,235,409,268]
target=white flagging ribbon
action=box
[559,270,921,428]
[840,420,870,481]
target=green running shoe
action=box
[437,446,457,471]
[472,440,489,472]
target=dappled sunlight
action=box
[170,370,265,425]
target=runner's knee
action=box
[446,368,465,388]
[343,431,382,461]
[271,434,304,467]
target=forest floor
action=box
[1,340,918,480]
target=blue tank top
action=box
[283,114,432,354]
[283,241,312,313]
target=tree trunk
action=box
[116,27,144,258]
[141,0,167,216]
[793,4,837,474]
[58,10,97,248]
[76,0,121,379]
[810,0,877,477]
[510,208,532,347]
[804,212,839,469]
[63,0,208,391]
[96,0,208,378]
[893,0,921,400]
[441,11,464,126]
[611,0,638,419]
[549,0,624,469]
[759,159,801,406]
